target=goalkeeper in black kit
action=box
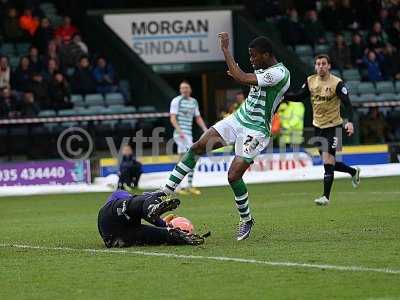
[98,190,205,247]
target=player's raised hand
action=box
[345,122,354,136]
[218,32,230,50]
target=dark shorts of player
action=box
[313,125,342,157]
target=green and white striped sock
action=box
[230,179,252,222]
[164,149,198,193]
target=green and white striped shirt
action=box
[234,63,290,136]
[170,95,200,136]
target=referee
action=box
[284,54,360,206]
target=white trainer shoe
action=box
[352,167,361,188]
[314,196,329,206]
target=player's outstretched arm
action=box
[218,32,258,86]
[284,81,310,102]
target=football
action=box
[170,217,194,234]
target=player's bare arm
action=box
[195,116,208,132]
[170,114,184,137]
[218,32,258,86]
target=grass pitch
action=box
[1,176,399,300]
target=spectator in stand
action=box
[13,56,33,91]
[55,16,78,41]
[367,34,385,53]
[20,91,40,117]
[27,72,49,109]
[378,8,390,29]
[382,43,400,80]
[72,34,88,54]
[329,33,353,70]
[350,33,366,68]
[363,50,384,81]
[354,0,382,29]
[92,56,119,94]
[48,72,72,110]
[278,8,305,49]
[41,58,60,83]
[19,7,39,37]
[0,87,20,118]
[370,21,389,44]
[303,10,326,46]
[338,0,359,30]
[59,36,85,69]
[388,19,400,49]
[0,56,12,90]
[2,7,25,43]
[244,0,282,20]
[320,0,340,31]
[28,46,43,73]
[72,55,96,95]
[33,17,54,53]
[43,40,60,67]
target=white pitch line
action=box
[1,243,399,275]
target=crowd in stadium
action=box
[247,0,400,143]
[260,0,400,81]
[0,3,122,118]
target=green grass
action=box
[1,177,400,300]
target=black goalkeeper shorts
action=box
[313,125,342,157]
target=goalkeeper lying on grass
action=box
[97,190,205,247]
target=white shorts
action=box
[173,134,193,154]
[213,115,269,162]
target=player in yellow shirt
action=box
[285,54,360,206]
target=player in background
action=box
[98,190,204,247]
[170,80,207,196]
[284,54,360,206]
[151,33,290,241]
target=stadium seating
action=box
[379,93,400,101]
[85,94,105,107]
[38,110,57,117]
[295,45,313,57]
[395,81,400,93]
[105,93,125,106]
[358,82,376,95]
[330,69,342,77]
[101,120,118,129]
[343,69,361,82]
[58,109,76,116]
[16,43,30,55]
[108,104,128,114]
[376,81,395,94]
[349,94,362,103]
[359,93,376,102]
[314,44,329,55]
[71,94,85,107]
[138,106,156,113]
[345,81,360,94]
[1,43,15,55]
